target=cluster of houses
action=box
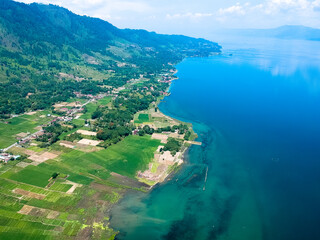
[74,92,107,100]
[51,115,74,123]
[112,87,125,94]
[0,152,20,163]
[159,74,174,83]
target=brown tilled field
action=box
[13,188,46,200]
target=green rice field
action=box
[135,113,150,123]
[0,92,160,239]
[0,111,51,149]
[0,133,160,239]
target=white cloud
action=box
[16,0,152,19]
[218,0,320,16]
[216,0,320,27]
[166,12,213,20]
[218,3,246,16]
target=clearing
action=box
[76,130,97,136]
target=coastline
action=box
[108,65,200,237]
[108,70,213,239]
[0,54,218,240]
[135,66,200,188]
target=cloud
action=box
[16,0,152,20]
[13,0,320,35]
[166,12,213,20]
[216,0,320,27]
[218,3,246,16]
[218,0,320,16]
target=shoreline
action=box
[135,66,199,188]
[108,61,211,238]
[108,65,197,236]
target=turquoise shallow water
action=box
[110,37,320,240]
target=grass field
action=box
[27,145,43,152]
[37,135,160,181]
[79,97,111,120]
[135,113,150,123]
[2,135,160,189]
[0,110,160,239]
[66,98,87,104]
[0,163,118,239]
[97,96,111,106]
[0,111,51,149]
[4,165,52,188]
[79,103,97,120]
[82,135,160,178]
[49,180,72,192]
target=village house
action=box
[0,153,20,163]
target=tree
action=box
[52,172,59,179]
[138,129,145,136]
[184,131,191,140]
[143,125,154,135]
[163,138,181,155]
[92,109,103,119]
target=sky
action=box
[15,0,320,37]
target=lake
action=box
[110,36,320,240]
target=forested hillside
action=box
[0,0,220,117]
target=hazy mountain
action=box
[221,25,320,41]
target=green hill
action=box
[0,0,220,116]
[0,1,221,239]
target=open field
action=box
[66,98,87,104]
[81,135,161,178]
[133,108,182,128]
[97,96,112,105]
[0,111,51,149]
[79,97,111,120]
[135,113,150,123]
[3,165,52,188]
[49,180,72,192]
[77,139,101,146]
[0,85,168,239]
[76,130,97,136]
[0,134,160,239]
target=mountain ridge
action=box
[0,0,219,54]
[0,0,221,116]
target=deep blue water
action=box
[110,37,320,240]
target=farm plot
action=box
[13,189,46,200]
[81,135,161,178]
[135,113,150,123]
[76,130,97,136]
[0,111,51,149]
[28,152,59,163]
[77,139,101,146]
[4,165,53,188]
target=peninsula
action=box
[0,0,221,239]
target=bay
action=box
[110,36,320,240]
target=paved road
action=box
[3,129,43,152]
